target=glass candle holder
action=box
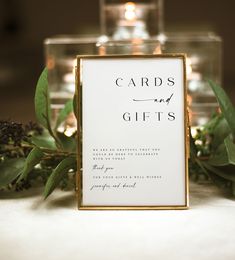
[44,35,100,134]
[100,0,164,40]
[97,39,161,55]
[160,32,222,126]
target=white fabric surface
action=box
[0,182,235,260]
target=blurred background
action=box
[0,0,234,123]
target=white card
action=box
[77,55,189,209]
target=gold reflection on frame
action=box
[76,54,189,210]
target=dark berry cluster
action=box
[0,120,28,146]
[25,121,43,136]
[0,120,43,146]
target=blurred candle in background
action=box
[100,0,164,40]
[160,32,222,127]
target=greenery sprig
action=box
[1,68,235,198]
[0,68,77,198]
[190,81,235,196]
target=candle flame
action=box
[124,2,136,21]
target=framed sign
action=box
[76,54,189,210]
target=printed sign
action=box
[77,55,189,209]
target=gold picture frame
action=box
[76,54,189,210]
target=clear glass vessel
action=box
[100,0,164,40]
[44,35,100,133]
[97,38,161,54]
[159,32,223,126]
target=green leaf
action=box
[18,147,44,181]
[202,161,235,182]
[0,158,25,188]
[211,116,231,150]
[56,132,76,153]
[35,68,51,130]
[208,136,235,166]
[43,156,77,199]
[224,136,235,165]
[30,131,57,150]
[203,113,222,132]
[209,80,235,139]
[198,161,230,190]
[35,68,62,147]
[208,143,228,166]
[55,100,73,129]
